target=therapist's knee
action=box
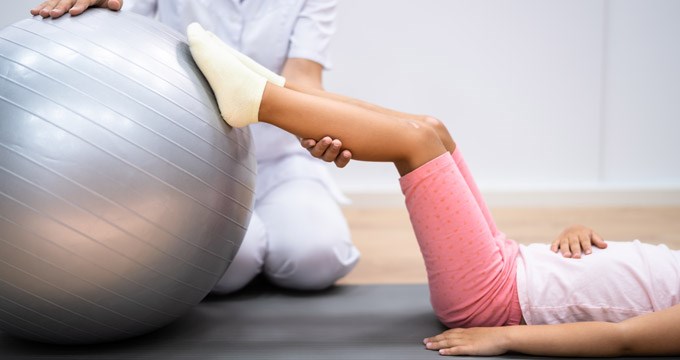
[266,226,359,290]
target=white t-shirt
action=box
[516,241,680,325]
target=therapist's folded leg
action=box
[258,179,360,290]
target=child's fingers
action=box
[550,238,560,252]
[569,236,581,258]
[579,233,593,255]
[592,232,607,249]
[560,237,572,257]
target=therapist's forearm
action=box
[281,58,324,89]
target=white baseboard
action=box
[345,188,680,208]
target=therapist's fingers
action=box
[31,0,65,18]
[67,0,93,16]
[102,0,124,11]
[31,0,122,18]
[308,137,332,159]
[334,150,352,169]
[321,139,342,162]
[300,137,352,168]
[30,1,48,16]
[300,138,316,150]
[74,0,123,15]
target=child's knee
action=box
[421,115,455,148]
[420,115,442,128]
[414,115,444,134]
[406,122,445,156]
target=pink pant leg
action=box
[400,153,521,327]
[451,149,500,237]
[452,149,520,280]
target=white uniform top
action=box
[126,0,345,201]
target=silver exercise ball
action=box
[0,9,256,344]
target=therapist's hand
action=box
[282,58,352,168]
[31,0,123,19]
[301,137,352,168]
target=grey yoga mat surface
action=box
[0,282,672,359]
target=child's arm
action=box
[424,304,680,357]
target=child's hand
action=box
[423,327,510,356]
[551,225,607,258]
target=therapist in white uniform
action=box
[31,0,361,293]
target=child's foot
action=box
[187,22,265,128]
[205,31,286,87]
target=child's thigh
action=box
[517,241,680,324]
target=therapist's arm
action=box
[284,57,352,168]
[282,58,323,89]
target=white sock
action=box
[187,23,266,128]
[205,31,286,87]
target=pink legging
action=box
[399,149,522,327]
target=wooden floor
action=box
[338,206,680,284]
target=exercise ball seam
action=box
[0,92,250,234]
[0,71,256,211]
[49,11,207,103]
[0,30,257,179]
[0,211,197,308]
[4,23,257,176]
[0,186,216,293]
[0,262,167,329]
[0,280,133,339]
[20,19,227,138]
[0,306,88,343]
[0,120,242,265]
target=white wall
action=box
[324,0,680,205]
[4,1,679,206]
[602,0,680,187]
[0,2,30,28]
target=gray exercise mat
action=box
[0,283,673,359]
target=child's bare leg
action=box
[283,84,498,237]
[285,82,421,120]
[187,24,450,173]
[285,82,456,153]
[259,83,448,176]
